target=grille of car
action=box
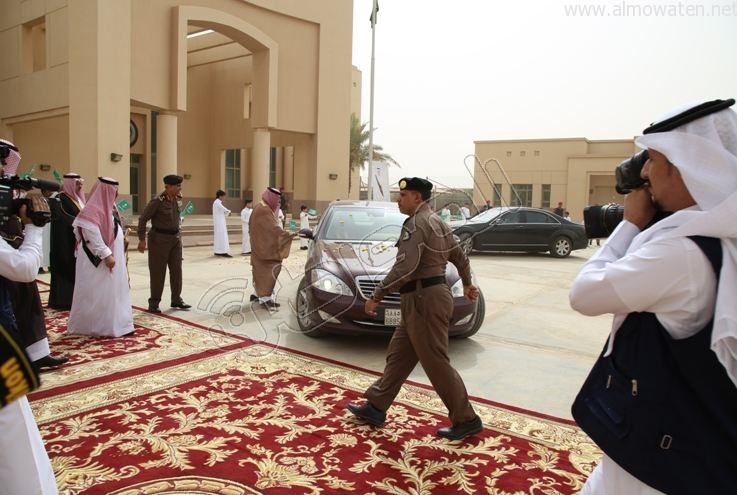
[355,276,401,304]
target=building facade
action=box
[473,138,639,222]
[0,0,360,216]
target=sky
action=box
[351,0,737,188]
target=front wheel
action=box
[452,291,485,339]
[550,236,572,258]
[296,277,327,338]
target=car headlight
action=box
[311,268,354,296]
[450,278,464,298]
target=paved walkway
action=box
[42,222,611,420]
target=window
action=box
[506,151,512,158]
[269,147,277,187]
[541,184,551,209]
[492,186,503,206]
[243,84,252,119]
[534,150,540,157]
[527,211,553,223]
[520,151,526,157]
[224,149,241,198]
[510,184,532,207]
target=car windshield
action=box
[322,206,407,242]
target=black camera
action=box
[583,151,650,238]
[0,176,60,228]
[615,150,649,195]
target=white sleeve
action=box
[80,225,113,259]
[0,225,42,282]
[570,220,715,337]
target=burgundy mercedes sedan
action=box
[295,200,485,338]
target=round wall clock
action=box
[130,120,138,147]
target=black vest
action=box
[572,236,737,495]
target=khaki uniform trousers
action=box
[364,283,477,425]
[147,231,183,307]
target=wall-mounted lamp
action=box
[328,173,338,180]
[110,153,123,162]
[39,163,51,171]
[183,174,192,180]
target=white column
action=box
[157,113,178,187]
[251,128,271,195]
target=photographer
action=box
[0,140,58,493]
[569,100,737,494]
[0,139,67,369]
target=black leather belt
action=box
[153,227,180,235]
[399,276,446,294]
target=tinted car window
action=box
[499,212,523,224]
[527,211,557,223]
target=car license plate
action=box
[384,308,401,326]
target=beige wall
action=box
[474,138,638,222]
[0,0,356,215]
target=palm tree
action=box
[349,113,399,193]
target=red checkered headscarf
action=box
[62,173,86,207]
[0,139,21,175]
[73,177,119,249]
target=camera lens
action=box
[615,150,649,195]
[583,203,624,239]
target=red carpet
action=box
[30,304,600,494]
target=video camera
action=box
[0,142,60,228]
[583,151,649,239]
[582,98,736,239]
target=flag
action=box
[116,199,131,211]
[369,0,379,26]
[19,165,35,179]
[307,208,318,216]
[53,169,62,182]
[180,201,195,218]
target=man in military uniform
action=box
[347,177,483,440]
[137,174,191,313]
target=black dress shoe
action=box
[171,301,192,309]
[147,306,162,314]
[250,294,258,302]
[33,354,69,369]
[347,402,386,427]
[436,416,483,440]
[260,300,280,311]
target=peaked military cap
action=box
[398,177,433,193]
[163,174,183,185]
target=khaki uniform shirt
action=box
[372,202,472,301]
[137,193,182,240]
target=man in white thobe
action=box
[212,189,232,257]
[240,199,252,255]
[0,139,58,495]
[570,99,737,494]
[299,204,317,250]
[68,177,134,337]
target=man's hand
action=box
[623,187,656,231]
[464,284,480,301]
[104,255,115,271]
[18,196,50,226]
[365,298,379,316]
[137,240,146,253]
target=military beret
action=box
[163,174,183,185]
[398,177,433,193]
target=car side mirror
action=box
[298,228,314,240]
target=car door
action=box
[478,211,524,249]
[516,210,558,248]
